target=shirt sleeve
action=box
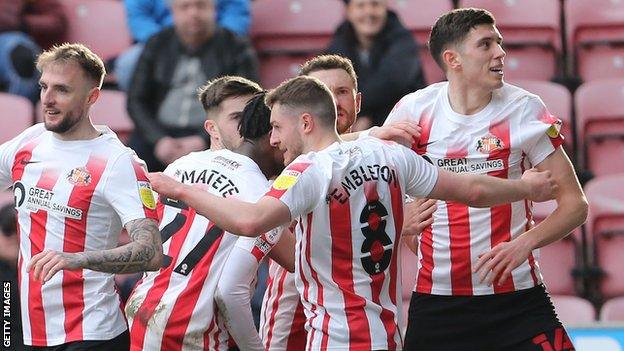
[214,245,265,351]
[383,93,417,126]
[520,96,565,166]
[0,124,45,189]
[102,152,159,226]
[396,143,439,198]
[264,159,322,219]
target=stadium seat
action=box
[551,295,595,325]
[0,93,33,143]
[460,0,561,81]
[60,0,133,61]
[388,0,451,83]
[584,174,624,298]
[574,79,624,176]
[600,296,624,322]
[511,80,574,155]
[565,0,624,81]
[531,200,579,296]
[251,0,344,87]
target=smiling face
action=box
[453,24,506,91]
[307,68,360,134]
[346,0,388,42]
[206,94,252,150]
[39,61,96,135]
[269,103,304,165]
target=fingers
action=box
[29,250,64,283]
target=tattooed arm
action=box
[28,218,164,282]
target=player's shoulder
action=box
[96,126,137,157]
[496,82,543,108]
[8,123,48,147]
[397,82,447,106]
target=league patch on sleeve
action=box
[546,119,562,139]
[138,181,157,210]
[273,169,301,190]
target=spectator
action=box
[326,0,425,130]
[0,203,23,350]
[115,0,251,92]
[0,0,67,101]
[127,0,258,172]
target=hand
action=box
[352,116,373,132]
[27,250,84,283]
[155,137,182,165]
[473,235,534,286]
[521,168,558,202]
[147,172,186,200]
[369,121,422,147]
[402,198,437,237]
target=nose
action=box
[269,130,279,147]
[40,88,54,106]
[495,43,506,60]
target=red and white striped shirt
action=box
[385,82,564,296]
[126,150,269,351]
[0,124,158,346]
[260,260,306,351]
[266,137,439,350]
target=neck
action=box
[447,79,493,115]
[179,29,213,50]
[55,117,100,141]
[356,33,374,50]
[304,128,341,154]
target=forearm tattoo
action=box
[77,218,161,274]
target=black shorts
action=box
[404,284,575,351]
[24,330,129,351]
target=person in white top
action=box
[385,8,587,351]
[126,76,292,351]
[0,43,163,350]
[149,75,558,350]
[259,54,438,351]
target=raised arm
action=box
[149,172,291,237]
[28,218,163,283]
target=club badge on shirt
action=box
[476,135,505,154]
[66,167,92,186]
[138,181,156,210]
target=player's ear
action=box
[355,92,362,114]
[86,87,100,105]
[301,113,314,134]
[443,48,461,71]
[204,119,220,141]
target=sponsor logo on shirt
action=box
[66,167,92,186]
[13,182,83,220]
[436,158,505,174]
[212,156,242,170]
[273,170,301,190]
[476,135,505,154]
[137,181,157,210]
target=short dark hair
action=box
[36,43,106,88]
[299,54,358,90]
[265,76,336,128]
[239,92,271,141]
[198,76,262,117]
[429,8,496,70]
[0,204,16,237]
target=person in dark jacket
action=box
[326,0,425,129]
[0,0,67,101]
[127,0,259,171]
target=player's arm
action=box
[149,172,291,237]
[474,147,588,286]
[268,226,295,273]
[428,167,557,208]
[28,218,164,282]
[340,120,421,147]
[215,245,266,351]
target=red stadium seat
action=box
[565,0,624,81]
[532,200,579,296]
[511,80,574,155]
[600,296,624,322]
[551,295,595,325]
[388,0,452,83]
[0,93,33,143]
[575,79,624,176]
[584,174,624,298]
[60,0,133,61]
[251,0,344,87]
[460,0,561,81]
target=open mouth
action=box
[489,67,504,75]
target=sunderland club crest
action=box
[476,135,504,154]
[66,167,92,186]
